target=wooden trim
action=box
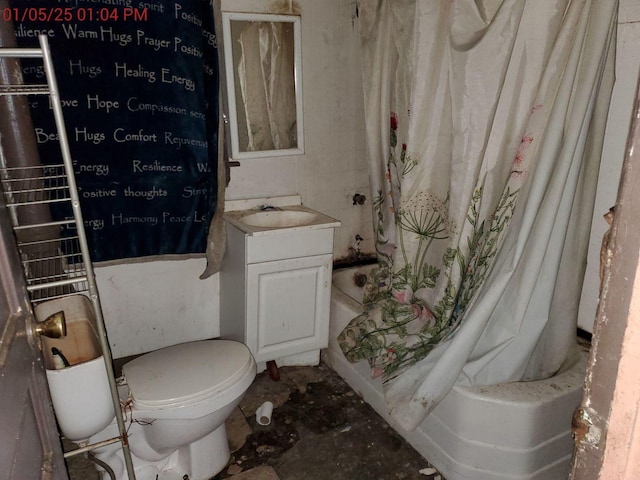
[570,66,640,479]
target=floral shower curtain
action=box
[339,0,617,430]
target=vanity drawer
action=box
[246,228,334,263]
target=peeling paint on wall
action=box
[573,406,603,447]
[268,0,301,15]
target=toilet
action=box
[36,295,256,480]
[90,340,256,480]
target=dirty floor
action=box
[65,363,444,480]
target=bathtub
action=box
[324,264,586,480]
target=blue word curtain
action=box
[11,0,219,262]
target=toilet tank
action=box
[35,295,115,443]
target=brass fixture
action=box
[1,311,66,368]
[35,311,67,339]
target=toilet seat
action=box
[123,340,254,411]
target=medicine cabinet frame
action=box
[221,12,304,160]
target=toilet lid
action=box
[123,340,253,408]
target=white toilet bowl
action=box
[38,295,256,480]
[89,339,256,480]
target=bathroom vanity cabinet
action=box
[220,199,340,367]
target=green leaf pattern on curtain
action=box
[338,113,525,381]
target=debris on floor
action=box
[419,467,438,475]
[65,363,444,480]
[217,363,444,480]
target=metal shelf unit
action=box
[0,35,136,479]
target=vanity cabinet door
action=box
[246,254,332,363]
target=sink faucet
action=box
[257,205,281,211]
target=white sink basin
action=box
[240,210,319,228]
[225,197,341,235]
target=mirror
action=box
[222,12,304,160]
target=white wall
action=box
[578,0,640,333]
[98,0,371,359]
[95,258,218,357]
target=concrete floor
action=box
[65,363,444,480]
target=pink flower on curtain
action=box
[510,134,534,180]
[412,303,435,325]
[390,112,399,147]
[514,152,524,164]
[393,284,414,304]
[514,134,534,165]
[385,348,397,362]
[393,290,408,303]
[391,112,398,131]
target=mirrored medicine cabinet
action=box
[221,12,304,160]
